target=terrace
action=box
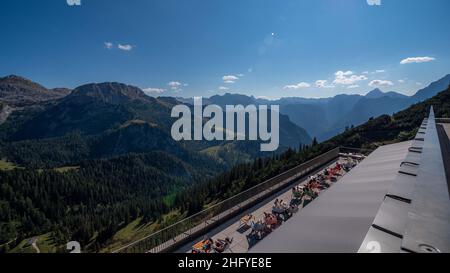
[177,155,363,253]
[114,108,449,254]
[113,146,368,253]
[251,107,450,253]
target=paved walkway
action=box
[176,157,358,253]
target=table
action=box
[239,214,255,228]
[192,240,211,253]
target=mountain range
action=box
[185,74,450,141]
[0,75,70,107]
[2,73,449,171]
[0,76,312,169]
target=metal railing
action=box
[340,146,374,156]
[113,146,365,253]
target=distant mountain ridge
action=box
[2,73,448,165]
[364,88,407,99]
[0,75,71,107]
[0,77,312,169]
[411,74,450,102]
[70,82,152,104]
[188,74,450,141]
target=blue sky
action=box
[1,0,449,98]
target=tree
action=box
[312,137,318,146]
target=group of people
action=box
[342,158,358,172]
[249,197,301,240]
[194,157,362,252]
[249,158,360,241]
[301,159,357,204]
[192,237,233,253]
[298,158,361,201]
[249,212,280,239]
[291,170,335,203]
[272,199,288,214]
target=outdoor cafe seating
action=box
[213,237,233,253]
[250,220,267,239]
[292,188,303,199]
[191,154,364,253]
[191,238,214,253]
[264,212,278,228]
[287,204,299,214]
[239,214,255,229]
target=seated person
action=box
[251,220,263,230]
[293,189,302,198]
[250,220,265,239]
[203,238,214,253]
[214,237,233,253]
[290,198,302,206]
[310,181,321,190]
[319,181,329,188]
[272,206,284,214]
[288,204,299,214]
[264,212,278,226]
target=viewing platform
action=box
[113,147,368,253]
[176,155,361,253]
[251,107,450,253]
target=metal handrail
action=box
[112,146,366,253]
[340,146,374,155]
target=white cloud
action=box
[237,74,245,77]
[416,82,423,86]
[168,81,183,92]
[218,86,229,90]
[67,0,81,6]
[367,0,381,6]
[143,87,165,95]
[347,85,360,89]
[339,71,353,76]
[369,80,394,87]
[283,82,311,90]
[222,75,239,84]
[118,44,133,51]
[398,79,405,83]
[363,70,385,75]
[104,42,113,50]
[400,56,435,64]
[333,71,368,85]
[315,80,334,88]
